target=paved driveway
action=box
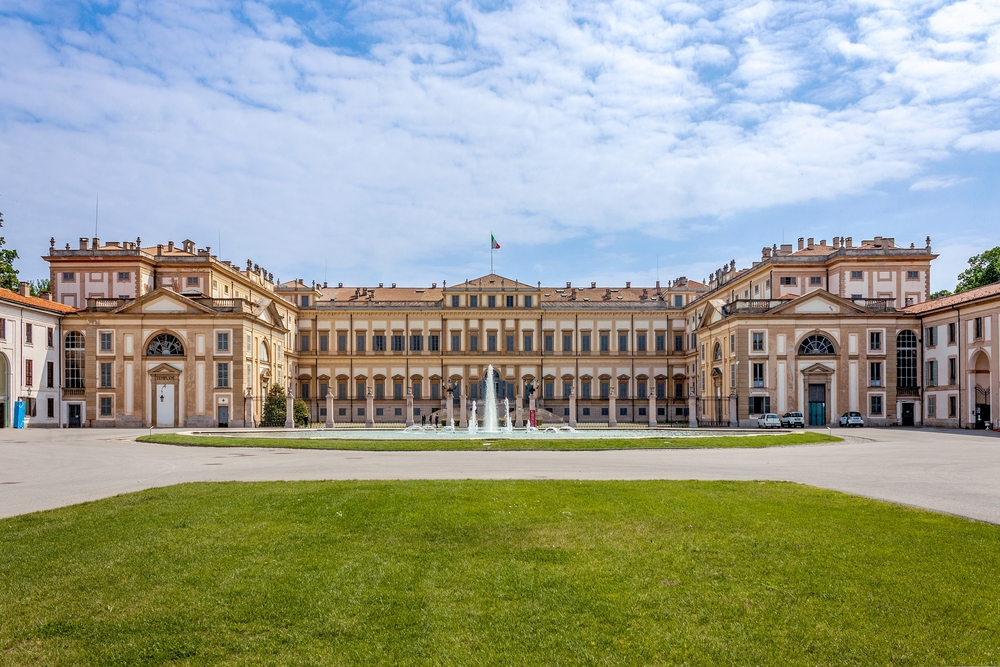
[2,427,999,523]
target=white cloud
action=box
[909,175,973,190]
[955,130,1000,152]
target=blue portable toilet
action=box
[13,401,26,429]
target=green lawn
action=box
[1,481,998,666]
[137,430,840,450]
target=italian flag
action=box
[491,234,500,250]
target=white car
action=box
[757,413,782,429]
[839,411,865,427]
[781,412,805,428]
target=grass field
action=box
[1,480,998,666]
[137,430,841,451]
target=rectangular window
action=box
[488,295,496,308]
[674,382,683,399]
[870,331,882,351]
[300,295,309,307]
[870,362,882,387]
[600,381,609,399]
[656,334,666,352]
[300,334,310,352]
[337,334,347,351]
[810,276,823,285]
[779,276,796,285]
[431,382,440,399]
[637,334,646,352]
[506,335,514,352]
[295,382,306,400]
[619,334,628,351]
[117,271,131,282]
[523,334,532,352]
[357,381,366,399]
[907,270,919,280]
[358,407,365,416]
[62,272,75,282]
[563,334,572,351]
[581,334,591,352]
[376,381,385,399]
[949,395,957,417]
[925,360,938,387]
[948,358,957,385]
[320,384,330,399]
[752,332,764,351]
[410,335,423,352]
[373,335,386,352]
[870,395,883,415]
[730,334,735,353]
[487,335,497,351]
[47,361,54,388]
[47,397,55,418]
[674,334,683,352]
[100,361,112,388]
[731,364,736,388]
[752,362,765,388]
[452,334,461,351]
[99,332,112,352]
[469,295,478,307]
[187,276,199,287]
[506,295,514,307]
[25,359,33,386]
[428,335,439,351]
[851,270,863,280]
[599,334,609,352]
[319,334,329,352]
[524,296,532,307]
[601,407,609,416]
[413,383,421,399]
[338,382,347,399]
[581,382,591,399]
[451,295,460,307]
[25,323,32,344]
[948,322,956,344]
[391,335,405,352]
[470,335,479,351]
[47,327,53,347]
[356,334,366,352]
[928,395,936,418]
[674,295,683,307]
[100,396,112,417]
[393,382,403,399]
[544,334,553,352]
[925,326,937,347]
[563,382,572,398]
[544,382,553,399]
[638,381,647,399]
[975,317,983,339]
[618,381,628,399]
[749,396,771,415]
[217,362,230,388]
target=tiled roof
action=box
[905,281,1000,314]
[317,286,444,303]
[449,274,535,289]
[0,288,78,314]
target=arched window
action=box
[896,330,918,388]
[798,334,836,355]
[147,333,185,356]
[713,342,723,361]
[260,341,269,363]
[64,331,85,388]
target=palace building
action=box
[2,232,996,430]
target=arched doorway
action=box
[798,333,837,426]
[972,351,991,429]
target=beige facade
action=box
[33,231,1000,430]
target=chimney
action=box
[625,281,631,288]
[167,241,175,252]
[591,281,596,288]
[19,281,30,297]
[43,293,53,301]
[338,282,343,288]
[797,237,804,251]
[833,237,841,249]
[156,244,164,256]
[566,281,571,288]
[392,283,396,288]
[93,237,100,249]
[845,237,853,248]
[79,238,90,250]
[323,281,328,288]
[655,280,661,289]
[762,246,772,259]
[807,237,814,249]
[431,282,437,288]
[379,283,384,288]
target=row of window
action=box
[924,318,988,346]
[0,321,55,346]
[305,332,686,354]
[312,378,687,401]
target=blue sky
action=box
[1,0,998,292]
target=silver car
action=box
[781,411,805,428]
[839,411,865,427]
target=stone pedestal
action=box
[459,387,468,428]
[365,387,374,428]
[515,385,524,428]
[244,390,254,428]
[608,389,617,428]
[284,390,294,429]
[568,387,577,428]
[648,393,656,427]
[729,393,738,428]
[325,392,335,428]
[406,388,414,427]
[446,389,454,427]
[528,393,537,427]
[688,394,698,428]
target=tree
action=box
[0,212,19,291]
[956,247,1000,292]
[30,278,51,297]
[260,384,288,427]
[930,289,952,300]
[293,398,310,427]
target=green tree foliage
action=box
[0,212,20,291]
[260,384,288,427]
[293,398,310,427]
[30,278,51,297]
[930,289,952,300]
[956,247,1000,292]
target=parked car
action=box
[781,412,805,428]
[757,413,782,429]
[839,411,865,427]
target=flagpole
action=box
[490,233,493,274]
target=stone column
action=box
[446,386,454,427]
[325,390,335,428]
[405,387,414,427]
[284,389,294,428]
[568,386,577,428]
[648,391,656,428]
[608,388,617,428]
[528,387,537,427]
[459,381,468,428]
[515,383,524,428]
[729,393,738,428]
[244,389,254,428]
[365,387,374,428]
[688,393,698,428]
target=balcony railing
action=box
[896,386,920,396]
[722,299,792,315]
[86,298,132,311]
[851,298,896,312]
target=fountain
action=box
[503,397,513,433]
[468,401,478,435]
[480,365,500,433]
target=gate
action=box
[808,384,826,426]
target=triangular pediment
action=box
[148,362,182,376]
[115,288,215,315]
[447,274,534,290]
[801,362,835,375]
[768,291,867,316]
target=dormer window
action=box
[300,295,309,307]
